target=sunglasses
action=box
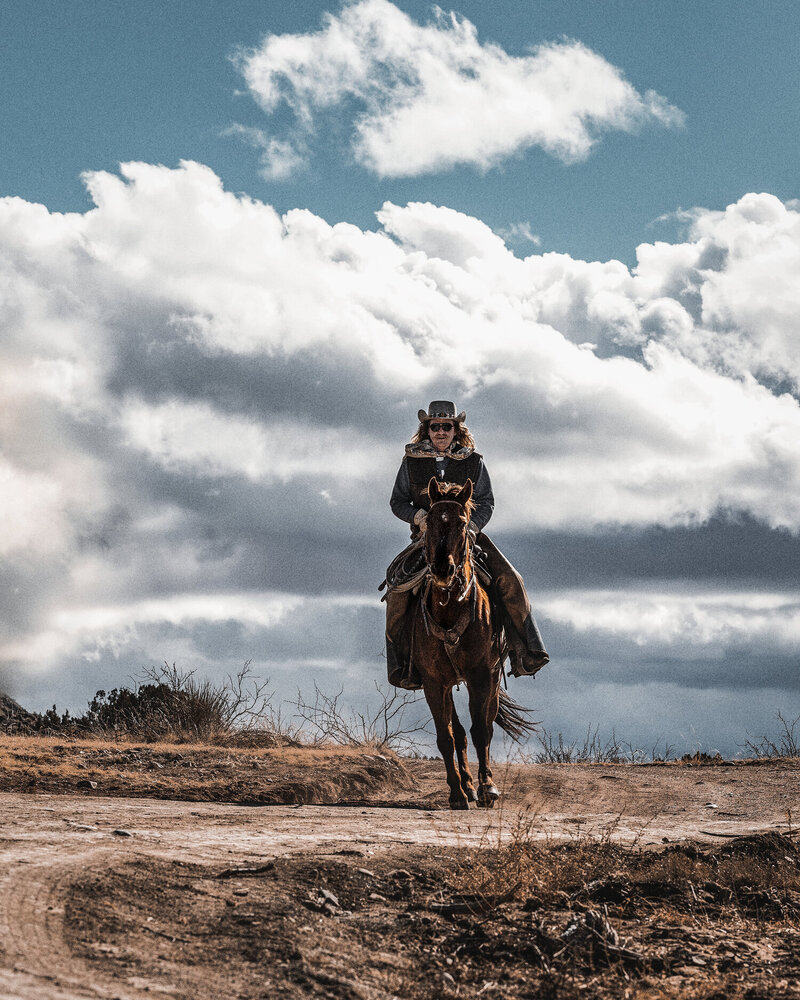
[429,422,454,432]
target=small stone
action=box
[77,779,98,789]
[443,972,456,986]
[112,829,133,837]
[388,869,413,881]
[304,888,343,917]
[233,889,249,897]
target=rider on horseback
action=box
[384,400,549,689]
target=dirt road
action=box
[1,758,798,999]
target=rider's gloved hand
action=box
[467,520,479,541]
[413,509,428,533]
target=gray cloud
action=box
[497,516,800,590]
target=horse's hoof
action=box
[477,784,500,808]
[465,787,478,803]
[449,798,470,811]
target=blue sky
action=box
[1,0,799,756]
[3,1,799,263]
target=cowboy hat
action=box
[417,400,466,423]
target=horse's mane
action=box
[424,481,474,521]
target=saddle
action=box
[378,538,426,599]
[379,538,492,600]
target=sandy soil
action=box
[0,739,798,999]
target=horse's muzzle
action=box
[431,556,457,588]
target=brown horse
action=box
[414,477,535,809]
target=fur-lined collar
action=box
[405,440,475,460]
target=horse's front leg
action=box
[424,683,469,810]
[468,679,500,809]
[451,705,478,803]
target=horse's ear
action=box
[456,479,473,505]
[427,477,441,503]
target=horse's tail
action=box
[494,688,537,742]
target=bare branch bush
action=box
[141,661,272,736]
[741,712,800,759]
[291,681,431,754]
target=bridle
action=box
[419,500,477,648]
[425,500,473,597]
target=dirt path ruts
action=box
[0,796,508,1000]
[0,847,126,1000]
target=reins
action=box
[419,578,476,647]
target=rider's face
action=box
[429,421,456,453]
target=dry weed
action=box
[742,712,800,759]
[291,680,431,753]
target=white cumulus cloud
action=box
[235,0,684,177]
[636,193,800,391]
[1,164,800,540]
[119,399,376,482]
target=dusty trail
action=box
[0,796,503,1000]
[0,759,797,999]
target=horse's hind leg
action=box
[451,704,477,803]
[424,684,469,810]
[469,681,500,809]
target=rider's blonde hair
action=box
[411,421,475,450]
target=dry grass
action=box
[64,829,800,1000]
[4,727,799,997]
[429,820,800,999]
[0,733,416,804]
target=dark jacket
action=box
[390,441,494,532]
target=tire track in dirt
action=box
[0,795,507,1000]
[0,845,148,1000]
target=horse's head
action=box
[424,478,474,587]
